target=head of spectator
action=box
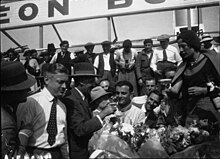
[99,78,110,91]
[143,39,153,53]
[177,30,201,61]
[157,34,170,50]
[39,50,51,63]
[90,86,112,111]
[200,34,213,50]
[7,48,19,62]
[123,39,132,53]
[163,66,176,80]
[60,40,69,53]
[115,80,133,110]
[1,61,36,106]
[43,63,69,98]
[30,49,38,59]
[145,78,157,95]
[145,89,163,112]
[212,36,220,52]
[101,41,111,54]
[71,62,100,97]
[85,42,95,54]
[47,43,56,57]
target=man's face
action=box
[96,95,110,110]
[86,46,94,54]
[61,43,69,53]
[144,43,153,52]
[8,52,16,61]
[145,92,160,111]
[116,85,132,108]
[100,80,110,91]
[45,72,69,98]
[160,40,169,49]
[80,76,96,96]
[177,39,194,61]
[145,80,156,95]
[102,44,111,53]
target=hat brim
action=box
[90,91,112,105]
[201,38,213,43]
[1,74,36,91]
[70,74,101,77]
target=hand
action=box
[188,86,207,96]
[138,79,143,86]
[99,105,117,119]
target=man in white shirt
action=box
[151,34,182,78]
[115,80,145,126]
[93,41,116,83]
[17,63,70,159]
[50,40,75,75]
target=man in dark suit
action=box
[61,62,116,159]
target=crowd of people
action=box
[1,30,220,159]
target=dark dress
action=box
[181,56,220,123]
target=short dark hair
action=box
[45,63,69,75]
[115,80,133,93]
[143,39,153,45]
[148,89,163,102]
[60,40,69,47]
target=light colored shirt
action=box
[119,105,145,126]
[17,88,68,152]
[93,53,116,71]
[50,51,75,64]
[150,45,182,71]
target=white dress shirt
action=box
[17,87,68,149]
[150,45,182,71]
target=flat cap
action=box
[157,34,170,41]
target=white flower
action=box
[120,123,134,136]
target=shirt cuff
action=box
[96,115,103,126]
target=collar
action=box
[42,87,55,102]
[75,87,85,100]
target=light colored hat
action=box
[157,34,170,41]
[200,34,213,43]
[1,61,36,91]
[90,86,112,104]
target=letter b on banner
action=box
[108,0,132,9]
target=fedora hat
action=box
[212,36,220,45]
[47,43,56,52]
[71,62,100,77]
[90,86,112,105]
[1,61,36,91]
[200,34,213,43]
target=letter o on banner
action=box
[19,3,38,21]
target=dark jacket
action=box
[56,51,72,73]
[171,50,220,93]
[61,88,102,159]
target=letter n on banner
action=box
[49,0,69,17]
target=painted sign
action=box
[0,0,219,30]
